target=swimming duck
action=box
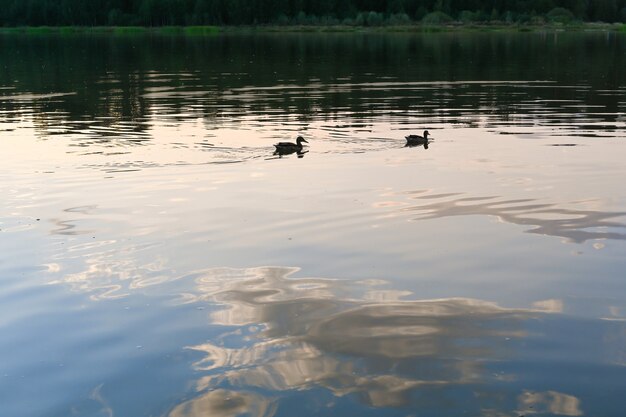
[405,130,430,144]
[274,136,308,154]
[405,130,431,149]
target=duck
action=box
[273,136,308,155]
[405,130,430,144]
[405,130,431,149]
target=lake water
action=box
[1,31,625,417]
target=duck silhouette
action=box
[273,136,308,157]
[405,130,431,149]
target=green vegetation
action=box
[183,25,219,34]
[112,26,148,34]
[2,23,622,36]
[1,0,626,27]
[1,23,623,36]
[421,11,454,24]
[0,25,225,35]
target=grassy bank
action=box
[1,23,624,35]
[0,25,221,35]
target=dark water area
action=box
[1,32,625,417]
[1,32,624,149]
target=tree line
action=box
[1,0,626,27]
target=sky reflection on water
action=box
[168,266,619,416]
[1,32,626,417]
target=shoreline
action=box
[1,22,625,35]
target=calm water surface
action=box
[1,32,626,417]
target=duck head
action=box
[423,130,430,139]
[296,136,308,145]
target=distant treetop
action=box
[1,0,626,26]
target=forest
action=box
[1,0,626,27]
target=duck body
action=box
[274,136,308,155]
[405,130,431,149]
[405,130,430,144]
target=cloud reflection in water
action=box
[518,390,583,416]
[170,266,582,416]
[169,389,277,417]
[399,191,626,244]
